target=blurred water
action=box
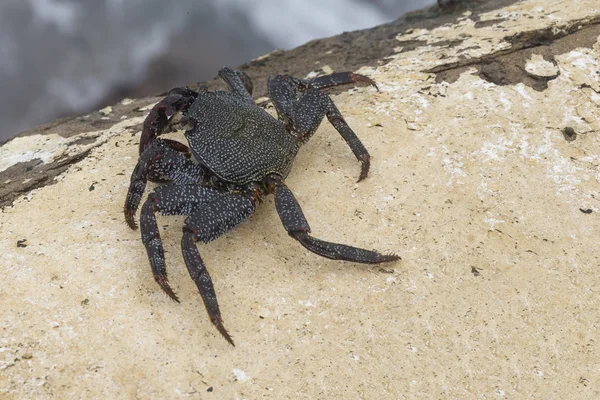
[0,0,434,143]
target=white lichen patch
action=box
[0,134,69,173]
[0,117,145,174]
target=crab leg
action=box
[323,97,371,182]
[125,139,207,229]
[182,193,256,346]
[218,66,254,102]
[140,197,179,302]
[307,72,378,91]
[267,75,297,126]
[268,77,372,181]
[138,185,257,345]
[138,184,224,301]
[181,231,233,345]
[297,90,371,181]
[272,178,400,263]
[271,72,378,94]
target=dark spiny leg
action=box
[272,86,371,182]
[267,75,299,127]
[140,87,198,154]
[271,72,377,94]
[323,98,371,182]
[218,67,254,103]
[140,198,179,302]
[145,138,194,184]
[182,193,256,345]
[181,232,233,345]
[138,184,224,302]
[307,72,378,92]
[271,178,400,263]
[238,70,254,96]
[268,71,377,119]
[124,139,206,229]
[278,90,324,141]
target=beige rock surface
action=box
[2,0,600,398]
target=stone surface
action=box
[2,0,600,398]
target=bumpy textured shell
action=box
[185,91,299,184]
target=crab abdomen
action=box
[185,92,299,184]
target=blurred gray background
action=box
[0,0,435,143]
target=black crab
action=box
[124,67,400,345]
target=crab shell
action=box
[185,90,299,184]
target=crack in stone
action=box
[429,17,600,91]
[1,145,92,208]
[0,113,145,208]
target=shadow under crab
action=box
[124,67,400,345]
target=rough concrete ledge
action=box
[2,0,600,398]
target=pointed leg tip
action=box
[357,156,370,182]
[357,164,368,182]
[212,316,235,346]
[126,219,138,230]
[164,288,180,303]
[381,253,402,262]
[351,73,378,91]
[124,210,138,230]
[156,276,180,302]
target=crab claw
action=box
[139,87,198,154]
